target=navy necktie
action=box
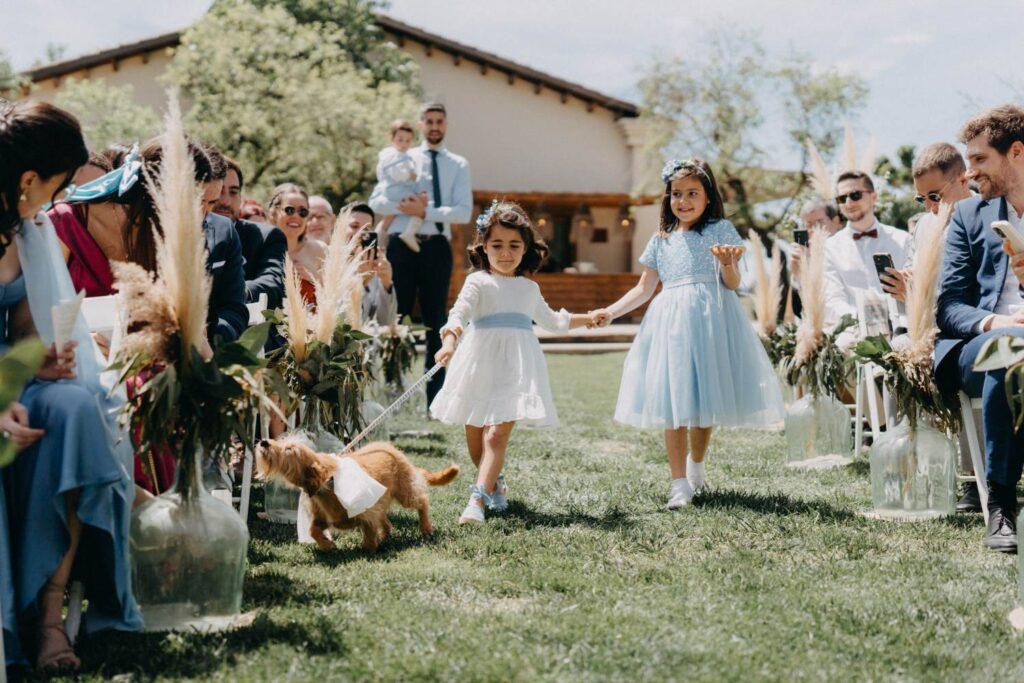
[429,150,444,234]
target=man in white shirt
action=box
[370,102,473,403]
[822,171,911,335]
[935,105,1024,551]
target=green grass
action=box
[50,353,1024,681]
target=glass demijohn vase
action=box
[264,480,301,524]
[869,418,957,520]
[130,440,249,631]
[784,394,852,462]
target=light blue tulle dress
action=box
[2,215,141,668]
[614,219,785,429]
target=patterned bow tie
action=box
[852,228,878,241]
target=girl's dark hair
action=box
[659,158,725,236]
[468,201,549,275]
[119,136,214,272]
[268,183,309,241]
[0,100,88,254]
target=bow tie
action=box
[852,228,878,241]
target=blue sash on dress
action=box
[471,312,533,330]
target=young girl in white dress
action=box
[431,201,592,524]
[592,159,784,510]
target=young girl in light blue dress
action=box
[593,159,784,509]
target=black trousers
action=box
[387,235,453,403]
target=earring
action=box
[19,193,27,202]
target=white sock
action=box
[687,457,706,491]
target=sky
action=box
[4,0,1023,170]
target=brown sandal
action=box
[35,583,80,671]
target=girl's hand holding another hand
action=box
[589,309,612,328]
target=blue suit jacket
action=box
[934,195,1012,370]
[203,213,249,343]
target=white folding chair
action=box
[236,293,269,524]
[958,391,989,524]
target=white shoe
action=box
[687,457,707,493]
[666,479,694,510]
[459,487,486,525]
[398,229,421,253]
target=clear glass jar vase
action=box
[263,479,302,524]
[358,399,389,444]
[130,441,249,632]
[869,419,956,519]
[784,394,852,462]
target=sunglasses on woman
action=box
[281,206,309,218]
[835,191,865,204]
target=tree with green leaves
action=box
[169,0,420,207]
[53,78,160,151]
[873,144,923,230]
[241,0,418,88]
[638,30,868,233]
[0,49,24,99]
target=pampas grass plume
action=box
[150,90,211,360]
[284,255,309,364]
[313,209,365,342]
[805,138,834,201]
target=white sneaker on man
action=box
[666,479,694,510]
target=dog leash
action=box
[340,363,444,454]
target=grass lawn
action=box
[50,352,1024,681]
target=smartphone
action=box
[992,220,1024,253]
[793,228,809,247]
[872,252,895,278]
[360,231,379,260]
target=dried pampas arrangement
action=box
[751,239,782,339]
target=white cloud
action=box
[884,32,934,46]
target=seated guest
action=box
[120,138,248,347]
[267,183,324,306]
[338,201,398,326]
[935,105,1024,552]
[306,195,335,243]
[48,149,130,297]
[789,198,843,287]
[208,152,285,312]
[822,171,911,335]
[0,100,141,672]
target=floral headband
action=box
[661,158,710,185]
[475,199,501,234]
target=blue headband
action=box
[64,143,142,203]
[661,159,710,185]
[475,199,500,233]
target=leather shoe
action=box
[984,481,1018,553]
[956,481,982,513]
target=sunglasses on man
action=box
[836,191,866,204]
[913,177,955,205]
[282,206,309,218]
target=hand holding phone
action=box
[360,231,379,260]
[992,220,1024,254]
[793,228,809,247]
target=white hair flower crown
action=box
[661,158,711,185]
[475,199,501,234]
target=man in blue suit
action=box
[935,104,1024,552]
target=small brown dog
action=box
[256,436,459,551]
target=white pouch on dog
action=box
[295,455,387,544]
[333,456,387,516]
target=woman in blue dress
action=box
[592,159,784,510]
[0,100,141,673]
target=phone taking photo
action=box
[992,220,1024,253]
[872,252,895,278]
[793,228,809,247]
[360,231,379,260]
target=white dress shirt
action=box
[822,219,912,327]
[369,142,473,240]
